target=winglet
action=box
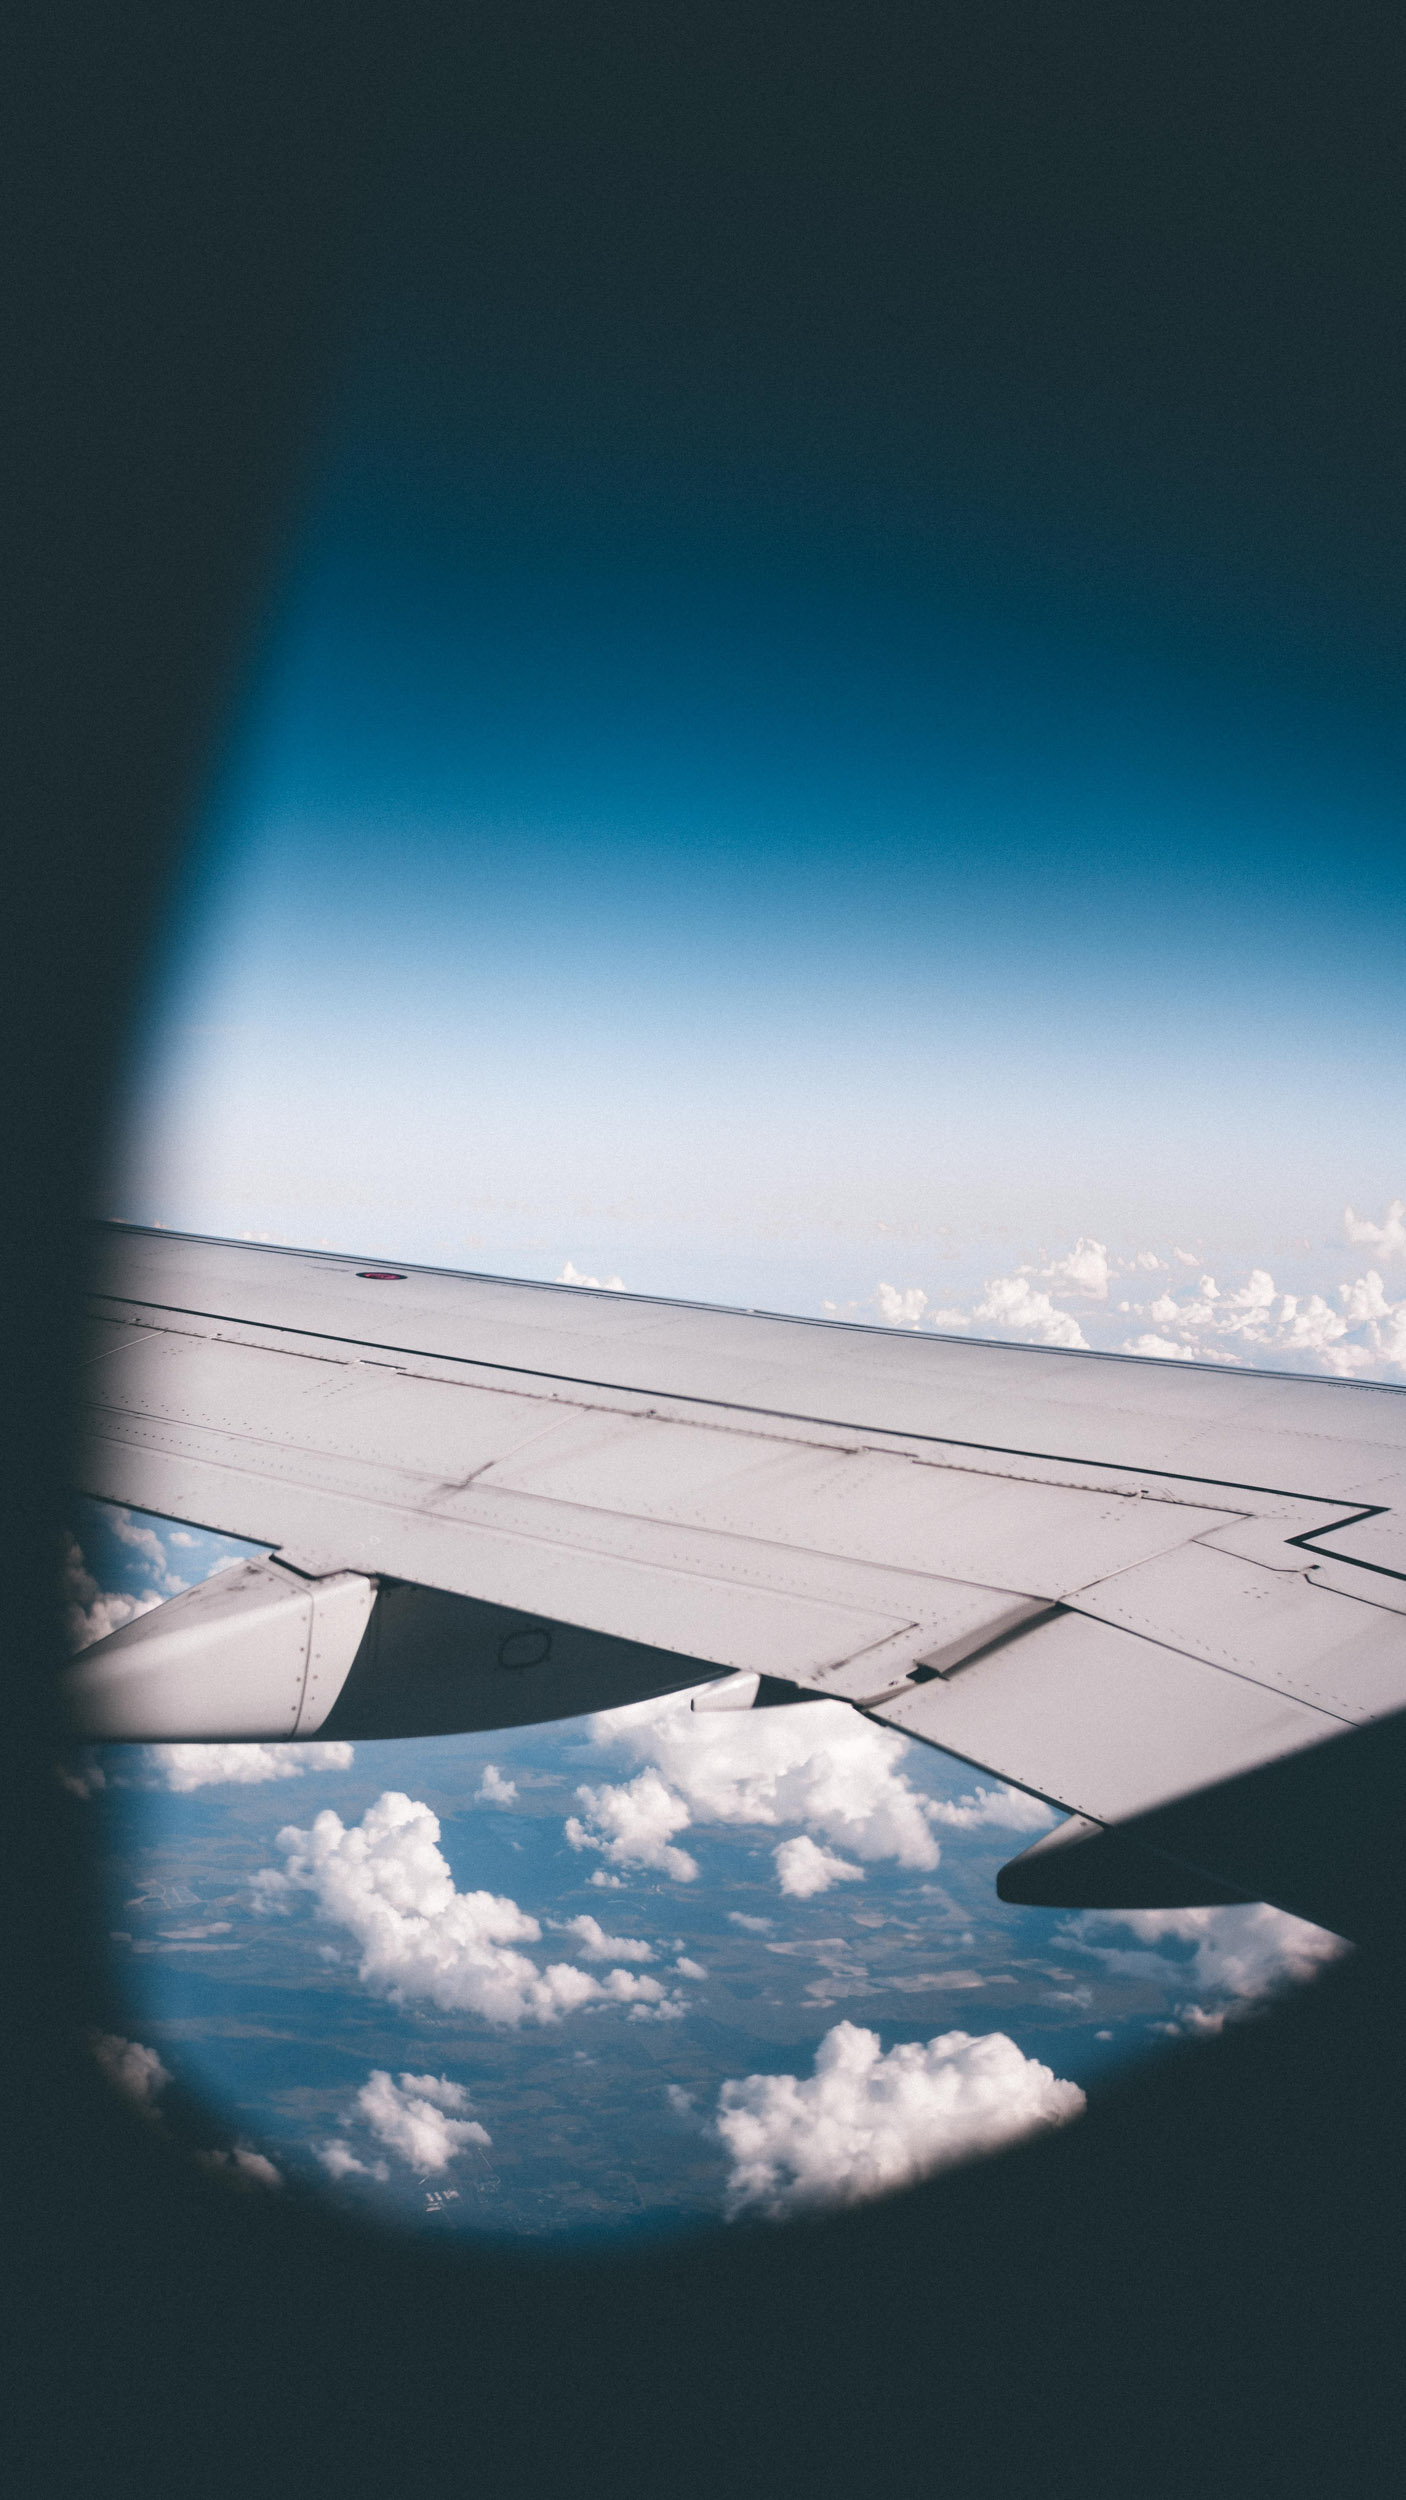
[997,1811,1251,1911]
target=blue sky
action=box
[110,422,1406,1335]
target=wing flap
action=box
[1074,1544,1406,1719]
[867,1610,1337,1824]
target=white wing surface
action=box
[67,1226,1406,1936]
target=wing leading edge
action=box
[66,1225,1406,1939]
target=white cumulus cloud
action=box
[92,2033,170,2108]
[1344,1197,1406,1261]
[148,1741,355,1791]
[577,1691,941,1892]
[316,2139,388,2182]
[1041,1237,1111,1299]
[876,1283,929,1329]
[475,1763,518,1806]
[1119,1259,1405,1377]
[973,1274,1088,1349]
[716,2020,1084,2218]
[198,2146,282,2188]
[357,2069,490,2172]
[558,1261,625,1290]
[63,1535,164,1651]
[255,1790,616,2024]
[928,1783,1057,1833]
[1064,1901,1345,2034]
[558,1913,655,1961]
[57,1750,107,1800]
[107,1507,187,1590]
[843,1211,1406,1381]
[597,1968,685,2018]
[566,1767,700,1881]
[773,1835,865,1897]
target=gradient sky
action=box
[112,425,1405,1331]
[109,13,1406,1342]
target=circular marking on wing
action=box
[498,1627,552,1671]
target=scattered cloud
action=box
[876,1283,930,1329]
[1063,1901,1346,2035]
[253,1789,666,2025]
[928,1784,1057,1833]
[63,1535,164,1651]
[773,1835,865,1898]
[147,1742,355,1792]
[597,1968,687,2019]
[716,2020,1084,2218]
[566,1768,700,1882]
[1117,1264,1406,1376]
[92,2032,283,2185]
[973,1274,1088,1349]
[843,1208,1406,1380]
[107,1507,187,1590]
[91,2033,170,2109]
[475,1763,518,1807]
[576,1692,941,1892]
[728,1911,774,1934]
[316,2139,388,2182]
[197,2146,282,2188]
[357,2070,490,2172]
[558,1261,625,1290]
[558,1913,655,1962]
[1344,1197,1406,1261]
[875,1283,969,1330]
[1041,1238,1111,1300]
[57,1750,107,1800]
[64,1502,268,1659]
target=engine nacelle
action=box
[62,1557,376,1741]
[63,1560,730,1743]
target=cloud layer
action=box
[716,2020,1085,2218]
[853,1199,1406,1378]
[357,2070,490,2172]
[64,1535,163,1650]
[928,1784,1056,1833]
[568,1694,945,1894]
[91,2031,282,2184]
[1065,1901,1345,2034]
[148,1741,355,1791]
[91,2032,170,2108]
[255,1790,684,2023]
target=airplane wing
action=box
[65,1225,1406,1938]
